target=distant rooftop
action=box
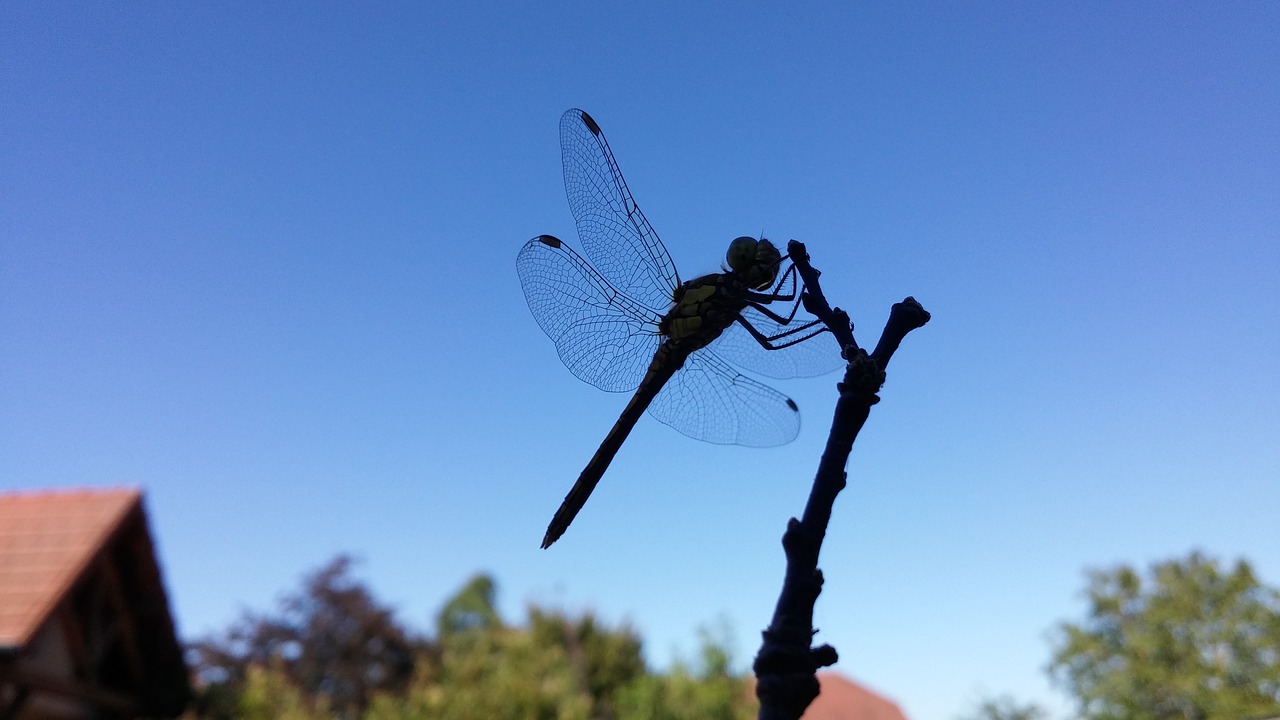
[0,487,190,718]
[804,671,910,720]
[752,670,910,720]
[0,487,140,650]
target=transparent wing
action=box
[516,235,664,393]
[647,348,800,447]
[560,109,680,310]
[710,305,844,379]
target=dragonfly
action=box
[517,109,839,548]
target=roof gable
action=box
[0,488,138,650]
[0,487,191,717]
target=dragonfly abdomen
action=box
[540,344,689,548]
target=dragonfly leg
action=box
[735,259,833,350]
[756,262,801,302]
[747,296,802,325]
[734,314,830,350]
[746,281,814,326]
[744,263,820,324]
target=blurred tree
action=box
[436,574,501,638]
[189,560,757,720]
[956,694,1047,720]
[426,616,594,720]
[189,556,421,719]
[235,660,320,720]
[366,581,645,720]
[1049,551,1280,720]
[615,625,755,720]
[527,607,645,718]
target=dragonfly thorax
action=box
[660,277,742,347]
[659,238,783,346]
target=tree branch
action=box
[753,240,930,720]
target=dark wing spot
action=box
[537,235,562,248]
[786,398,799,411]
[580,111,602,136]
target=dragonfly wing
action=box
[710,305,844,379]
[517,235,663,393]
[560,109,680,310]
[647,348,800,447]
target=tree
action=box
[616,625,755,720]
[190,561,758,720]
[435,574,501,638]
[956,695,1048,720]
[1049,551,1280,720]
[190,556,421,719]
[410,617,596,720]
[366,577,648,720]
[527,607,646,717]
[234,660,316,720]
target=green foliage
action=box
[388,624,595,720]
[1050,551,1280,720]
[527,607,646,716]
[236,661,324,720]
[613,622,753,720]
[435,574,501,638]
[190,557,757,720]
[956,694,1048,720]
[613,628,755,720]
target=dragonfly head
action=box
[726,236,781,290]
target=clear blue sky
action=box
[2,3,1277,718]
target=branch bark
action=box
[753,240,930,720]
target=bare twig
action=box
[753,241,930,720]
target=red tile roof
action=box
[0,487,140,650]
[803,671,910,720]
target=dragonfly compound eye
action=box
[755,238,781,268]
[726,236,759,273]
[746,239,781,290]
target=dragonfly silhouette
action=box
[518,109,839,548]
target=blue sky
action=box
[2,3,1277,718]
